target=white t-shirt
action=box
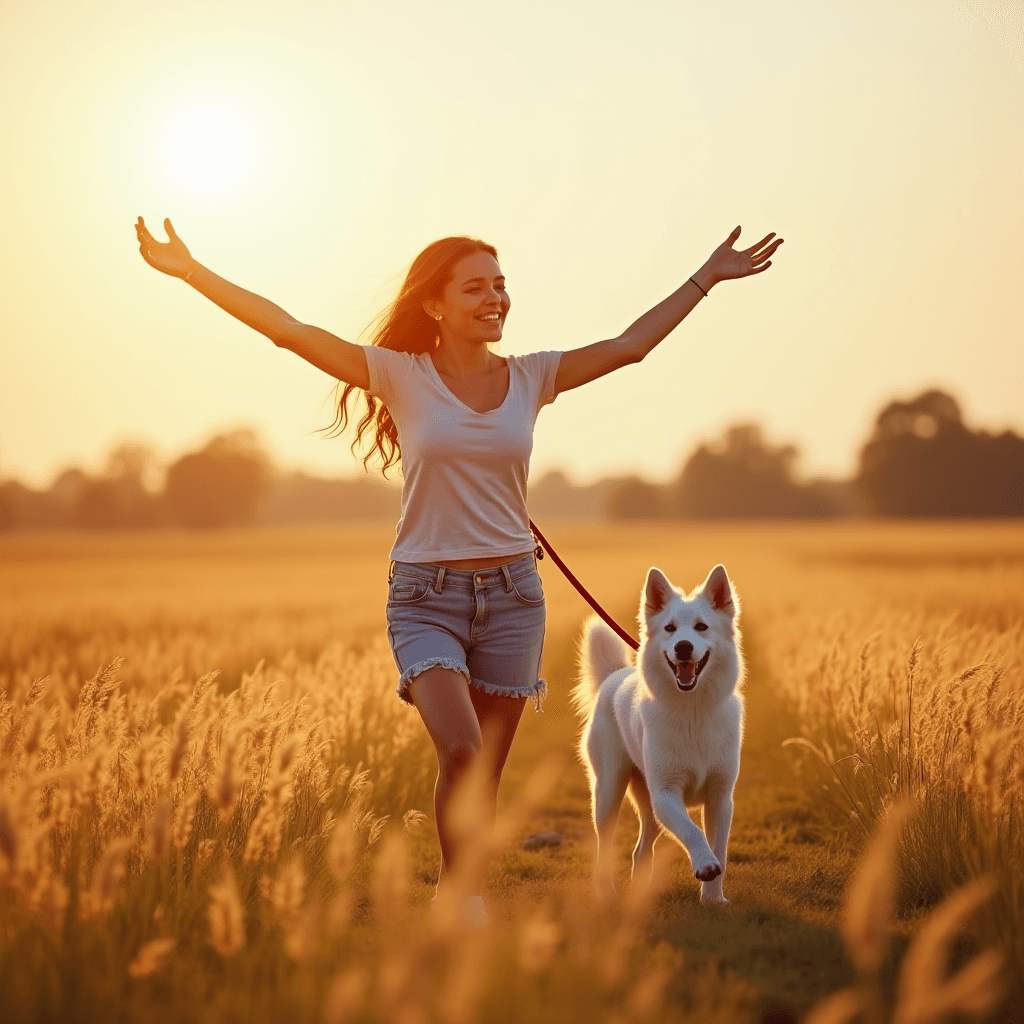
[362,345,563,562]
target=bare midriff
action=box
[432,550,536,570]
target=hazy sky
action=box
[1,0,1022,489]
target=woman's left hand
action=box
[705,226,783,285]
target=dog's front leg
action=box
[592,768,631,903]
[699,789,734,905]
[650,787,721,882]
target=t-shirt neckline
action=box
[425,352,514,416]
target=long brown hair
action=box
[321,236,499,478]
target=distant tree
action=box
[605,475,670,520]
[258,470,402,525]
[0,481,55,529]
[665,424,841,519]
[74,476,162,528]
[165,429,271,528]
[856,389,1024,516]
[75,440,164,527]
[529,469,628,521]
[106,441,160,489]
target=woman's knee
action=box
[436,731,483,776]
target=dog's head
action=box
[638,564,741,698]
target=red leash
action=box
[529,518,640,652]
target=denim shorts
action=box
[385,551,548,711]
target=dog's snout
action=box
[675,640,694,661]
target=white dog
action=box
[573,565,744,905]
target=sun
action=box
[159,95,260,199]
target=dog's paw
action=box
[692,858,722,883]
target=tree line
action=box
[0,389,1020,531]
[602,389,1022,519]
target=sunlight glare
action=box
[158,95,260,199]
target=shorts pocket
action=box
[510,571,545,607]
[387,577,432,605]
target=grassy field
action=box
[1,520,1021,1023]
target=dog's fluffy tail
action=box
[571,614,633,719]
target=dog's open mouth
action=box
[667,650,710,691]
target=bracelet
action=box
[689,276,709,298]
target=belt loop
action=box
[501,564,513,592]
[434,566,446,594]
[388,560,396,581]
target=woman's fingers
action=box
[751,239,783,264]
[744,232,776,255]
[164,218,179,242]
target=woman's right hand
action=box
[135,216,195,279]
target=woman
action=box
[134,218,782,922]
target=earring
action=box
[434,314,442,322]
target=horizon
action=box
[3,382,1017,495]
[2,1,1022,491]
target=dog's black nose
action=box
[674,640,693,661]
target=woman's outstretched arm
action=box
[135,217,370,390]
[553,226,783,396]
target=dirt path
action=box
[484,614,858,1018]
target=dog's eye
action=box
[664,623,676,633]
[694,622,708,632]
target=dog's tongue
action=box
[675,661,697,688]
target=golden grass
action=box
[0,520,1020,1022]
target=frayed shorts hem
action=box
[396,658,548,713]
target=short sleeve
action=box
[362,345,413,409]
[518,350,563,415]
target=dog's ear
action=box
[701,564,737,616]
[643,567,674,616]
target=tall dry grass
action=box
[757,529,1024,991]
[808,800,1005,1024]
[1,521,1020,1022]
[0,633,440,1019]
[0,526,766,1023]
[0,647,758,1024]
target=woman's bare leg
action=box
[408,667,527,890]
[407,666,482,884]
[468,686,528,831]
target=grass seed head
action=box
[841,799,913,976]
[128,937,177,978]
[266,856,306,927]
[208,863,245,957]
[172,790,199,850]
[80,836,130,920]
[145,796,172,862]
[167,711,190,785]
[893,876,1003,1024]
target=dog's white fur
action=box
[572,564,744,904]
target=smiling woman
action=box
[158,96,260,199]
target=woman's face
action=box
[427,251,510,345]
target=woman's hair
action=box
[321,236,498,478]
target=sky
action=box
[1,0,1022,490]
